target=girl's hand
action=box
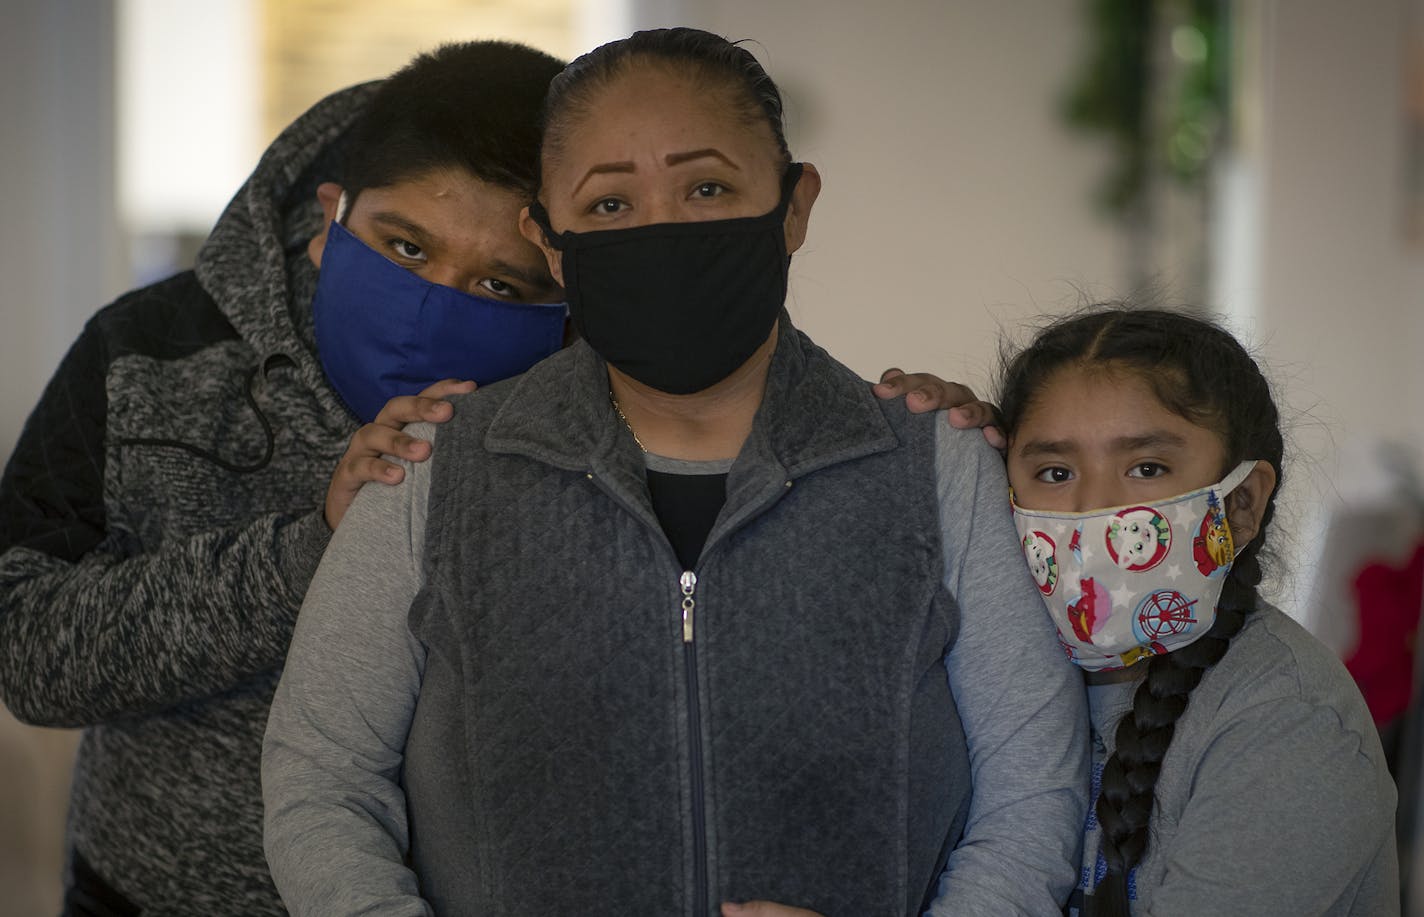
[721,901,825,917]
[873,367,1005,450]
[323,378,476,529]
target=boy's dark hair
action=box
[342,41,566,204]
[997,306,1285,917]
[537,27,791,182]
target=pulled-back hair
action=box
[998,306,1284,917]
[537,27,791,180]
[341,41,565,203]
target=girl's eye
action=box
[691,182,727,199]
[1128,462,1168,479]
[1034,466,1073,484]
[479,278,519,299]
[390,239,425,262]
[591,198,625,215]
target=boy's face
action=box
[308,167,563,305]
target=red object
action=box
[1345,541,1424,726]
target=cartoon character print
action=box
[1022,530,1059,596]
[1193,491,1234,578]
[1069,524,1084,564]
[1106,506,1171,572]
[1118,641,1168,668]
[1066,577,1113,643]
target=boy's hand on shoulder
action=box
[873,367,1005,450]
[323,378,476,529]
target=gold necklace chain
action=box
[609,391,648,453]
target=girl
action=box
[999,308,1397,915]
[263,28,1087,917]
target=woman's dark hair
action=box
[537,27,791,179]
[998,306,1284,917]
[342,41,566,203]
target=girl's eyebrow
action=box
[1016,438,1075,458]
[1015,431,1188,458]
[1111,431,1189,452]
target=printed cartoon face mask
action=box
[1011,461,1258,672]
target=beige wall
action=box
[1245,0,1424,633]
[631,0,1131,395]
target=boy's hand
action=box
[873,367,1005,450]
[323,379,476,529]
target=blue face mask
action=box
[312,220,567,423]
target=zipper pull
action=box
[680,570,697,643]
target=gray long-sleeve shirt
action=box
[1078,604,1398,915]
[264,415,1088,916]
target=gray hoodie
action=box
[0,82,374,912]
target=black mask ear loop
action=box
[776,162,806,212]
[526,197,564,251]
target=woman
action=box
[998,308,1397,915]
[263,29,1087,916]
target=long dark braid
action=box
[998,307,1284,916]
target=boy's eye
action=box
[390,239,425,261]
[692,182,726,198]
[1127,462,1168,479]
[479,278,519,299]
[1035,466,1073,484]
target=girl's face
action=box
[1006,363,1230,514]
[521,64,819,284]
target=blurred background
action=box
[1,0,1421,912]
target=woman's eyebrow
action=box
[664,148,739,169]
[574,161,635,194]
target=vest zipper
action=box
[680,569,708,912]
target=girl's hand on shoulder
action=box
[323,378,476,529]
[721,901,824,917]
[873,368,1005,450]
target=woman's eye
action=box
[691,182,727,199]
[479,278,519,298]
[1128,463,1168,479]
[1034,466,1073,484]
[390,239,425,261]
[592,198,625,215]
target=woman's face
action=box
[1006,364,1229,513]
[523,63,819,284]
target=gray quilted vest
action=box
[402,324,971,916]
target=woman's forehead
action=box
[547,67,776,172]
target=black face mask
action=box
[529,163,804,395]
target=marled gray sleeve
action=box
[262,422,438,917]
[926,423,1090,915]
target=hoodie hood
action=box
[195,81,379,425]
